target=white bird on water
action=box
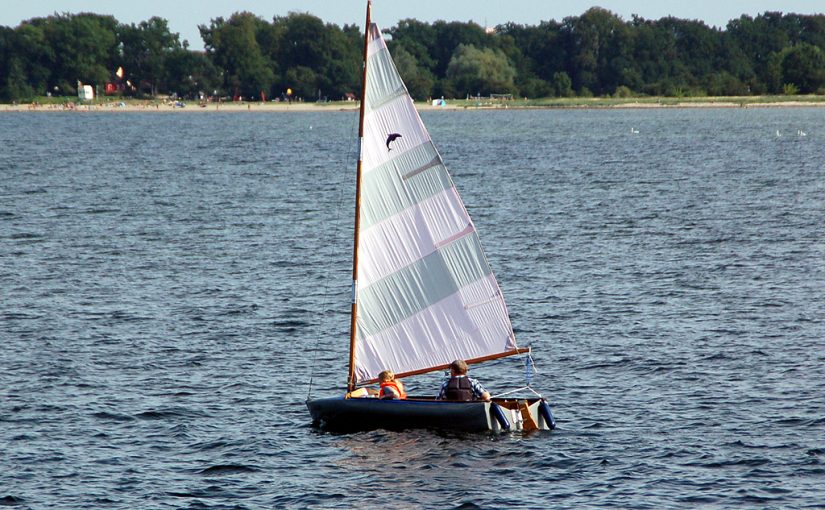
[798,129,807,137]
[630,127,640,134]
[776,130,781,137]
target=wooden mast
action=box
[347,0,371,393]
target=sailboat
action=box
[306,1,555,433]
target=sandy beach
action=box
[0,100,455,113]
[3,98,825,112]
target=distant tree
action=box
[563,7,631,94]
[10,23,53,95]
[0,27,10,100]
[726,12,794,93]
[119,17,183,96]
[200,12,275,98]
[321,22,361,97]
[269,13,360,100]
[2,58,36,101]
[666,18,721,76]
[386,19,438,75]
[631,16,675,90]
[275,12,330,72]
[6,8,825,103]
[613,85,633,98]
[498,21,560,84]
[164,49,220,98]
[1,26,45,100]
[432,21,490,78]
[797,14,825,49]
[705,71,749,96]
[446,43,516,96]
[37,14,119,92]
[779,43,825,93]
[552,71,573,97]
[517,77,553,99]
[718,32,759,93]
[391,44,435,99]
[283,65,318,99]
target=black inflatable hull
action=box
[307,396,554,433]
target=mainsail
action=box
[351,22,521,385]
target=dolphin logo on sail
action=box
[386,133,402,151]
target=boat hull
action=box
[307,396,554,433]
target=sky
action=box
[3,1,825,50]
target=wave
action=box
[134,407,206,420]
[0,495,25,506]
[91,411,135,422]
[197,464,259,475]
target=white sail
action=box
[353,23,518,384]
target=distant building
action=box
[78,84,94,100]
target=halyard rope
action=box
[306,113,359,401]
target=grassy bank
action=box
[449,94,825,109]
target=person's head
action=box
[378,370,394,383]
[449,360,468,376]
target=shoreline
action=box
[3,98,825,113]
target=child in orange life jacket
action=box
[378,370,406,399]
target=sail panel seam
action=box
[356,233,492,337]
[360,143,450,230]
[433,223,474,250]
[401,154,442,181]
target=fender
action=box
[490,403,511,431]
[539,400,556,430]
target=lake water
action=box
[2,107,824,508]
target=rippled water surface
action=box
[2,107,824,508]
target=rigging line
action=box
[492,386,543,399]
[494,339,539,383]
[475,348,539,394]
[306,111,360,401]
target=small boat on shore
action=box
[306,0,555,433]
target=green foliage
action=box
[565,7,634,95]
[392,45,435,100]
[43,14,119,89]
[779,43,825,93]
[706,71,749,96]
[164,49,220,98]
[200,12,275,98]
[13,24,53,94]
[552,72,573,97]
[121,17,184,96]
[3,9,825,102]
[783,82,800,95]
[432,21,489,78]
[387,19,438,75]
[3,58,36,101]
[446,44,516,96]
[0,27,16,100]
[518,77,552,99]
[613,85,634,98]
[263,12,361,100]
[284,65,319,99]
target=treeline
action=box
[2,9,825,102]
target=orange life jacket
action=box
[379,380,406,399]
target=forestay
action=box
[352,23,520,384]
